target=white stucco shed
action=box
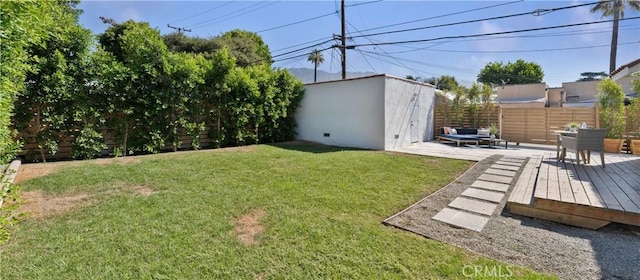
[295,74,435,150]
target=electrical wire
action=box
[347,16,640,48]
[353,0,524,34]
[418,41,640,53]
[256,11,338,33]
[349,1,606,39]
[169,1,235,24]
[190,1,280,29]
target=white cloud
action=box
[568,0,609,43]
[120,7,142,22]
[472,21,519,52]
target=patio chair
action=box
[560,128,607,167]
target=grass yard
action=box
[0,142,552,279]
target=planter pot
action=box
[604,138,623,153]
[569,127,577,133]
[631,139,640,155]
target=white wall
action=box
[296,76,386,149]
[383,77,435,149]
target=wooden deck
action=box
[394,142,640,229]
[508,152,640,229]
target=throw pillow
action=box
[443,127,450,134]
[450,128,457,134]
[477,129,490,136]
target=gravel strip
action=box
[384,155,640,280]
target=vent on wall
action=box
[323,133,330,137]
[394,134,399,139]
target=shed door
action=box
[410,95,420,143]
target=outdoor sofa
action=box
[437,127,492,147]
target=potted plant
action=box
[565,122,579,132]
[489,123,498,140]
[597,78,626,153]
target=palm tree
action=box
[590,0,640,74]
[307,49,324,83]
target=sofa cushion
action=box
[455,128,477,135]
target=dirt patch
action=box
[255,273,265,280]
[210,146,256,153]
[13,163,59,183]
[14,157,142,183]
[129,185,157,197]
[15,190,93,219]
[233,209,266,245]
[93,157,142,165]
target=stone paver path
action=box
[431,157,526,232]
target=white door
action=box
[410,95,420,143]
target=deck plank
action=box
[534,157,549,199]
[546,156,561,201]
[564,156,591,206]
[589,163,640,213]
[571,162,606,208]
[580,164,624,211]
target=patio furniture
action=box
[560,128,607,167]
[554,130,577,159]
[437,127,490,147]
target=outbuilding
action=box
[295,74,435,150]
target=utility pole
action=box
[167,24,192,34]
[341,0,346,80]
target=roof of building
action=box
[610,58,640,78]
[304,74,435,88]
[495,97,546,104]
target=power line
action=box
[169,1,235,24]
[190,1,280,29]
[271,39,335,59]
[420,41,640,54]
[349,1,605,40]
[345,0,384,8]
[353,0,524,34]
[347,16,640,48]
[271,46,334,64]
[377,24,640,54]
[256,11,338,33]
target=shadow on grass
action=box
[268,141,365,154]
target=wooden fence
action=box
[499,107,599,144]
[17,127,214,161]
[434,104,500,136]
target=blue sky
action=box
[78,1,640,87]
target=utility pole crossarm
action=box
[167,24,192,34]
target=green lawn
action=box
[0,142,552,279]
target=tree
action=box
[591,0,640,74]
[96,20,170,155]
[307,49,324,83]
[577,71,608,81]
[477,59,544,85]
[480,84,495,127]
[437,75,459,91]
[217,29,271,67]
[13,6,93,162]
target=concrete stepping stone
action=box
[448,197,498,216]
[432,208,489,232]
[471,180,510,192]
[461,187,505,203]
[491,164,521,171]
[478,174,512,184]
[485,168,517,177]
[494,161,522,167]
